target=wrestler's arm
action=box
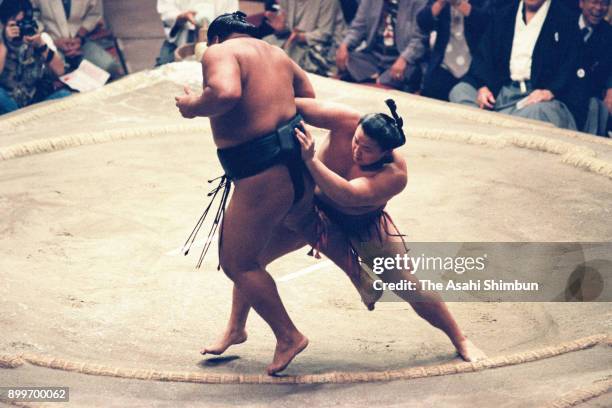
[296,98,360,135]
[291,59,315,98]
[178,45,242,118]
[305,158,406,207]
[296,127,407,207]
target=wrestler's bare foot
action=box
[200,329,248,355]
[266,333,309,375]
[456,338,487,362]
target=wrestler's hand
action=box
[175,85,198,119]
[295,121,315,162]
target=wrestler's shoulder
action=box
[390,154,407,172]
[386,161,408,191]
[214,37,281,55]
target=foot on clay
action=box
[266,334,309,375]
[200,329,248,356]
[456,338,487,362]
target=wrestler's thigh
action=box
[352,217,412,282]
[258,225,307,268]
[221,166,294,271]
[318,221,359,276]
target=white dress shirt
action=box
[32,0,103,39]
[509,0,551,82]
[157,0,239,44]
[578,14,594,42]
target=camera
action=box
[17,14,38,39]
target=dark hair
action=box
[358,99,406,151]
[0,0,31,24]
[207,11,257,43]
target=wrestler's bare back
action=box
[204,37,303,148]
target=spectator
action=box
[560,0,581,13]
[0,0,70,115]
[263,0,346,75]
[417,0,491,101]
[449,0,581,130]
[156,0,238,66]
[339,0,360,23]
[335,0,428,92]
[572,0,611,135]
[32,0,122,78]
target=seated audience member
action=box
[156,0,238,66]
[560,0,581,13]
[417,0,491,101]
[0,0,70,115]
[449,0,581,130]
[32,0,122,78]
[249,0,276,39]
[335,0,428,92]
[339,0,360,23]
[572,0,611,136]
[263,0,346,75]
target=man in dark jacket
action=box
[449,0,581,129]
[572,0,611,135]
[335,0,428,91]
[417,0,491,101]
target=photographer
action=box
[0,0,69,115]
[32,0,123,78]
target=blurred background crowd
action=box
[0,0,610,136]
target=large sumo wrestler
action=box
[201,97,487,368]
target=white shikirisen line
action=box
[277,260,333,283]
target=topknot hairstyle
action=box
[207,11,257,43]
[358,99,406,150]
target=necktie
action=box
[443,7,471,78]
[581,26,592,42]
[62,0,71,19]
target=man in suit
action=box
[262,0,346,76]
[573,0,611,136]
[449,0,581,129]
[560,0,581,14]
[32,0,122,78]
[335,0,428,92]
[417,0,491,101]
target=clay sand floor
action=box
[0,63,611,407]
